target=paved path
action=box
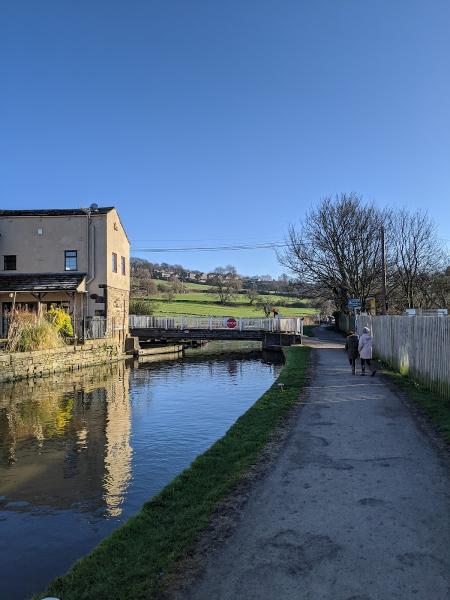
[182,328,450,600]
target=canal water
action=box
[0,344,280,600]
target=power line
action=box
[132,242,288,253]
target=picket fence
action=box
[358,315,450,399]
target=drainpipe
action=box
[85,211,95,286]
[84,209,96,319]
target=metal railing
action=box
[0,316,116,343]
[73,317,121,340]
[0,316,9,338]
[129,315,304,335]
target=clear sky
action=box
[1,1,450,277]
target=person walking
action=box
[358,326,376,376]
[345,330,359,375]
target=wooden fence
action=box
[358,315,450,399]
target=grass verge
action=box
[35,345,310,600]
[382,367,450,445]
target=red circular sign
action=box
[226,317,237,329]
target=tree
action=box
[245,284,259,306]
[279,194,384,312]
[209,266,242,305]
[129,298,159,315]
[162,282,178,302]
[387,209,446,310]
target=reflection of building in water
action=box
[103,371,132,517]
[0,361,132,517]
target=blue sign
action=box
[348,298,361,309]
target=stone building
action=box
[0,206,130,339]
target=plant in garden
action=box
[46,307,74,337]
[6,310,64,352]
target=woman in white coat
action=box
[358,327,376,376]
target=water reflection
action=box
[0,362,132,517]
[0,351,279,600]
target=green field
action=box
[136,290,316,317]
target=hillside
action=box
[133,282,317,318]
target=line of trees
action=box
[131,258,308,299]
[279,193,449,314]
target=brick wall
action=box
[0,339,123,383]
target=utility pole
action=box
[380,226,388,315]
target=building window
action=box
[112,252,118,273]
[65,250,78,271]
[121,256,126,275]
[4,255,16,271]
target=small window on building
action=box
[4,255,16,270]
[112,252,118,273]
[65,250,78,271]
[121,256,126,275]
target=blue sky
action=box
[1,1,450,276]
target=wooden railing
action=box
[129,315,304,335]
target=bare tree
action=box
[279,194,383,312]
[245,284,259,306]
[162,282,178,302]
[130,266,158,297]
[387,209,446,309]
[209,266,242,305]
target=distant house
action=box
[0,206,130,337]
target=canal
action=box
[0,343,280,600]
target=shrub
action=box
[129,298,158,315]
[6,310,64,352]
[46,307,74,337]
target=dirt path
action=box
[179,327,450,600]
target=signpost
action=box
[347,299,361,332]
[226,317,237,329]
[347,298,361,310]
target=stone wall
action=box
[106,285,129,346]
[0,339,123,383]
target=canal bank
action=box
[31,345,310,600]
[0,339,123,383]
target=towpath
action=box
[180,327,450,600]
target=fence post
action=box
[208,317,212,330]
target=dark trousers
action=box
[361,358,372,372]
[348,358,356,372]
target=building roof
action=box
[0,273,86,292]
[0,207,114,217]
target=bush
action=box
[46,307,74,337]
[129,298,158,315]
[6,311,64,352]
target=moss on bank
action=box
[35,345,310,600]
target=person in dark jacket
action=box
[345,330,359,375]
